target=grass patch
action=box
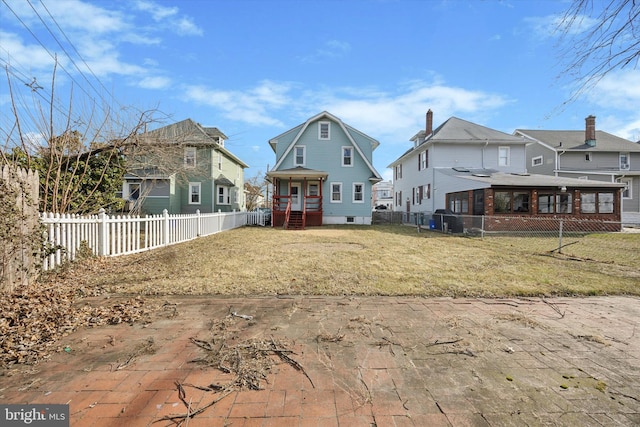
[67,225,640,297]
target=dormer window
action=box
[319,122,330,140]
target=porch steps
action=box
[286,211,304,230]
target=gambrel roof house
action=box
[388,111,625,231]
[123,118,249,215]
[515,115,640,223]
[267,111,382,228]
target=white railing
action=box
[40,208,248,271]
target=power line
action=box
[35,0,121,111]
[1,0,110,118]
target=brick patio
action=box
[1,296,639,426]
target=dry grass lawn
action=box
[69,225,640,297]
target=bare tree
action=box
[244,172,267,211]
[2,60,163,214]
[556,0,640,102]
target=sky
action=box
[1,0,639,182]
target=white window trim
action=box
[532,155,543,167]
[294,145,306,167]
[342,146,354,167]
[620,152,630,170]
[585,152,592,162]
[330,182,343,203]
[184,147,196,168]
[308,182,319,196]
[217,186,230,205]
[319,121,331,140]
[619,178,632,199]
[498,146,510,167]
[189,182,201,205]
[352,182,364,203]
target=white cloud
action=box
[181,78,512,145]
[138,76,171,90]
[300,39,351,63]
[183,80,294,127]
[176,17,203,36]
[133,0,203,36]
[524,13,598,39]
[587,69,640,111]
[135,0,178,21]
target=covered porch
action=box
[267,167,328,229]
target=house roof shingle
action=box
[515,129,640,152]
[389,116,528,167]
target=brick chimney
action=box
[585,115,596,147]
[426,109,433,135]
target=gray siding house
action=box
[516,115,640,223]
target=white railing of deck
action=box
[40,208,247,271]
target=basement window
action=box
[346,217,355,223]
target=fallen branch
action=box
[271,338,315,388]
[425,338,463,347]
[542,298,566,318]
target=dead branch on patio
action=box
[425,338,463,347]
[542,298,566,318]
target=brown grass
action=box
[70,225,640,297]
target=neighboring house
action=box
[515,115,640,223]
[244,182,265,210]
[372,180,393,210]
[388,110,529,215]
[388,111,624,231]
[122,119,248,215]
[266,111,382,228]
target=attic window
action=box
[184,147,196,168]
[319,122,330,140]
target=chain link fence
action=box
[372,210,640,258]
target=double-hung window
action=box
[294,146,305,166]
[218,186,230,205]
[331,182,342,203]
[498,146,510,167]
[184,147,196,168]
[342,147,353,166]
[189,182,201,205]
[620,152,630,170]
[353,183,364,203]
[319,122,330,140]
[418,151,428,170]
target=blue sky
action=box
[1,0,639,182]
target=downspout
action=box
[482,139,489,169]
[556,149,565,177]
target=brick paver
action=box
[1,296,639,426]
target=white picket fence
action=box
[40,208,249,271]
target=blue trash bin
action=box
[429,219,436,229]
